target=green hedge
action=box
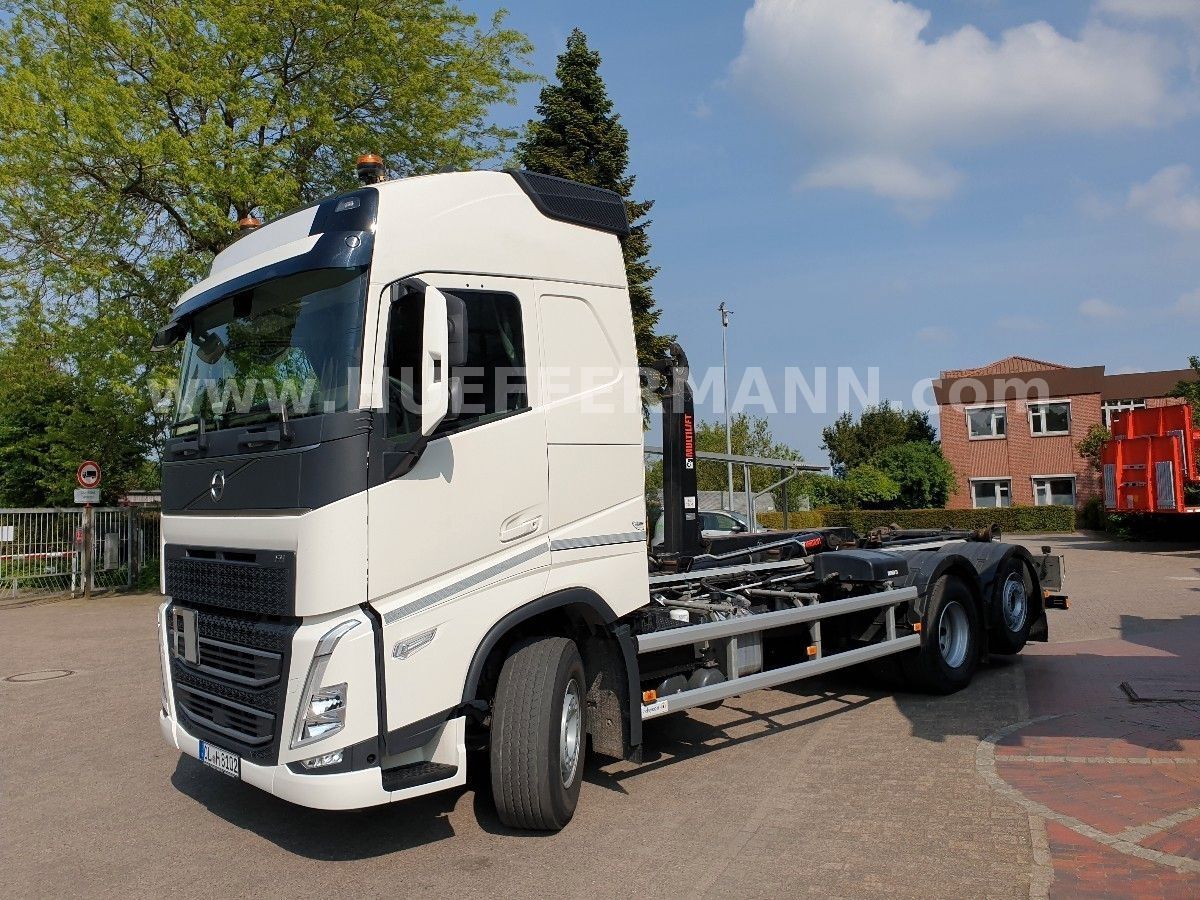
[757,505,1076,534]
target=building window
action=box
[1103,398,1146,428]
[1032,476,1076,507]
[1029,401,1071,436]
[967,406,1007,439]
[971,478,1012,509]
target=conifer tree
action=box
[517,28,670,366]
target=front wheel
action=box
[489,636,586,831]
[901,575,980,694]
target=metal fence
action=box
[0,507,161,598]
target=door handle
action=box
[500,516,541,542]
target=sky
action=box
[460,0,1200,463]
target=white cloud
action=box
[1128,164,1200,230]
[916,325,955,343]
[1079,297,1126,319]
[731,0,1191,202]
[1097,0,1200,25]
[802,155,962,202]
[1174,287,1200,316]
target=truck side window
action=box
[436,290,527,435]
[383,288,527,440]
[383,293,423,439]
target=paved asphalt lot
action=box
[3,532,1198,899]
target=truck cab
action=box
[157,169,648,808]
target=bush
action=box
[758,504,1076,534]
[756,510,827,530]
[1078,496,1107,531]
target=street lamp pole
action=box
[719,301,734,508]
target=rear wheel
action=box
[901,575,980,694]
[989,559,1034,655]
[489,636,586,831]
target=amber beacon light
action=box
[356,153,386,185]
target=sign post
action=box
[76,461,102,599]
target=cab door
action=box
[366,274,548,626]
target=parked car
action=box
[652,509,753,546]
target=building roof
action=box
[1102,369,1196,401]
[940,356,1068,378]
[933,361,1198,406]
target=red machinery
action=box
[1102,404,1198,514]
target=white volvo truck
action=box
[153,165,1066,830]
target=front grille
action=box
[164,545,295,616]
[167,602,296,763]
[176,684,274,747]
[197,637,280,687]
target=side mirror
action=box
[151,319,187,352]
[421,286,450,437]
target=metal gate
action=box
[0,508,161,598]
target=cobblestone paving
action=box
[1008,534,1200,897]
[2,533,1197,898]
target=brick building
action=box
[932,357,1196,510]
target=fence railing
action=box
[0,507,160,598]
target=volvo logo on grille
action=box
[210,470,226,502]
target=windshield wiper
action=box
[168,411,209,456]
[227,401,295,447]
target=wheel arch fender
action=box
[900,542,1046,637]
[898,549,985,620]
[460,587,643,752]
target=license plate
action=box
[199,741,240,779]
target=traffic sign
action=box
[76,460,102,489]
[74,488,100,504]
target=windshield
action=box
[173,267,367,436]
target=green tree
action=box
[0,0,533,504]
[0,304,72,505]
[1076,423,1111,473]
[0,300,170,505]
[1169,355,1200,425]
[516,28,670,367]
[645,413,806,510]
[821,403,937,474]
[873,442,957,508]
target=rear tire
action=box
[489,636,586,831]
[989,558,1034,655]
[901,575,980,694]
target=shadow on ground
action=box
[170,757,466,859]
[170,614,1200,860]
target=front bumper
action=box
[161,710,467,811]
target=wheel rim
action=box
[937,601,970,669]
[1001,572,1028,633]
[559,678,582,787]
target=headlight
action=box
[290,620,358,749]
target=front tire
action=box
[490,636,586,831]
[989,558,1034,655]
[901,575,980,694]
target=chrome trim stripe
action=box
[550,532,646,552]
[382,543,549,625]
